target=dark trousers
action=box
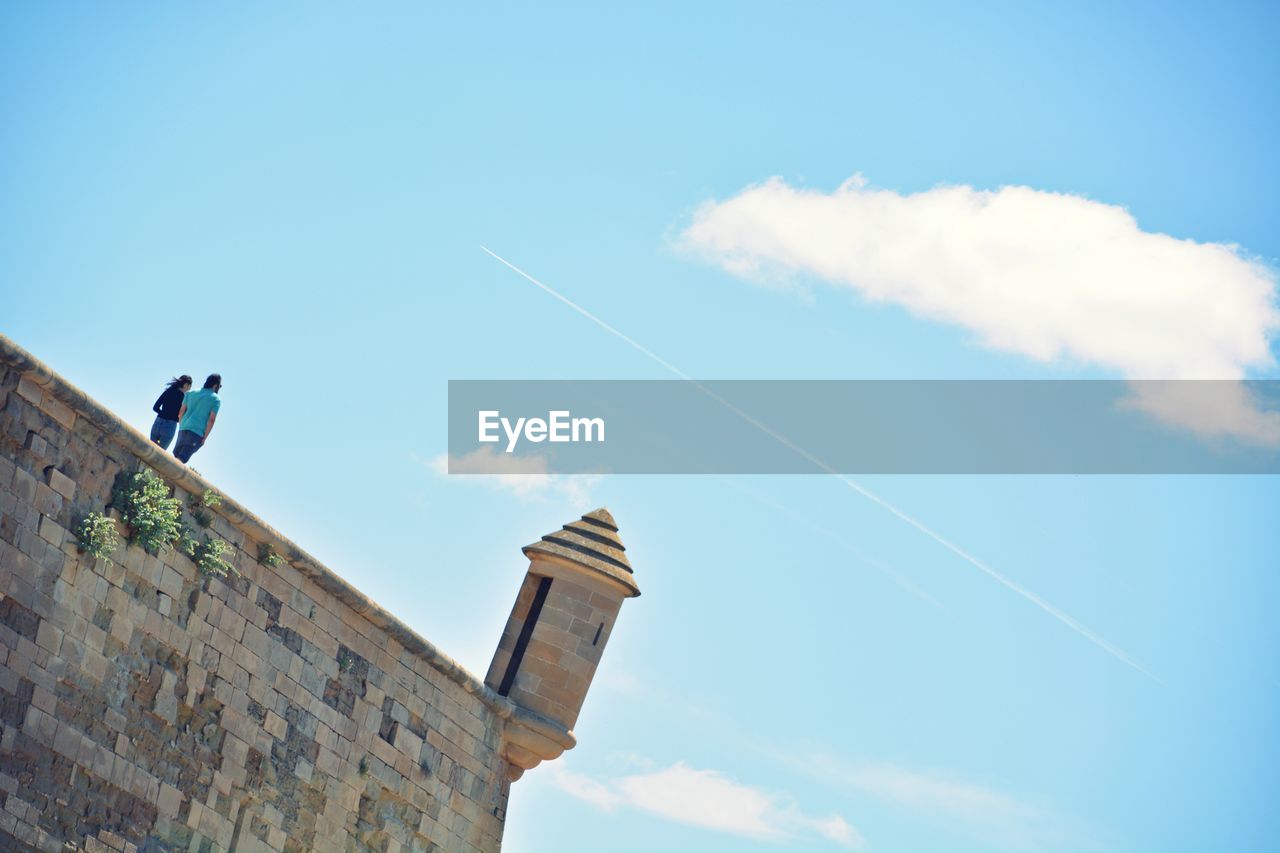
[150,416,178,450]
[173,429,204,463]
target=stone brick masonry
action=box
[0,337,532,852]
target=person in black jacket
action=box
[150,375,192,450]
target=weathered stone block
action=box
[15,375,42,404]
[36,515,63,548]
[43,466,76,500]
[39,394,76,430]
[24,431,48,457]
[263,710,287,740]
[10,466,36,504]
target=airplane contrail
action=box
[722,477,950,614]
[479,245,1161,683]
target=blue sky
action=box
[3,2,1279,851]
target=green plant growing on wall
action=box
[111,469,182,555]
[178,525,200,558]
[189,489,221,527]
[257,542,285,569]
[338,647,355,673]
[194,535,238,579]
[74,512,119,560]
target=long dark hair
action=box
[166,375,193,390]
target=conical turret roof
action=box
[523,507,639,595]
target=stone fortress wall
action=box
[0,335,638,852]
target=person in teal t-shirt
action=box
[173,373,222,464]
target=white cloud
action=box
[681,175,1278,379]
[681,176,1280,444]
[551,762,863,849]
[1120,381,1280,448]
[421,447,598,504]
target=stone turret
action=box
[487,508,640,780]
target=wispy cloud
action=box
[799,756,1086,852]
[419,447,598,504]
[600,674,1091,852]
[680,175,1280,446]
[551,761,863,848]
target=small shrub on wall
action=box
[74,512,119,560]
[257,542,285,568]
[111,469,182,555]
[189,489,221,527]
[194,536,238,579]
